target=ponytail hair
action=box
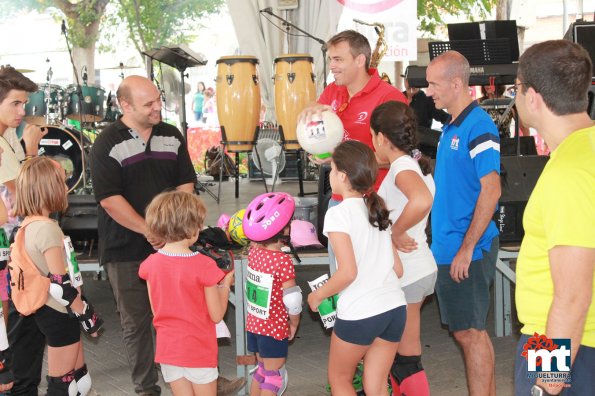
[332,141,391,231]
[370,100,433,175]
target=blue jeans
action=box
[514,334,595,395]
[326,198,341,275]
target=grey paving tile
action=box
[34,179,521,395]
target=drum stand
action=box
[61,20,90,193]
[218,125,270,199]
[277,125,316,197]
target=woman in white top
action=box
[372,101,437,396]
[308,140,407,396]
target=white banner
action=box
[336,0,417,61]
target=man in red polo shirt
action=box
[301,29,407,272]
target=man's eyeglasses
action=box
[511,82,529,94]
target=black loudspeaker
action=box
[573,22,595,78]
[60,195,98,243]
[417,127,441,159]
[495,201,526,243]
[500,136,538,156]
[497,156,549,242]
[500,156,548,202]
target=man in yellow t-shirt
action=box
[513,40,595,396]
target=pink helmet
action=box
[243,192,295,242]
[217,213,231,230]
[290,220,323,248]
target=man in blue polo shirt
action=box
[427,51,501,396]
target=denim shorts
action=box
[334,305,407,345]
[435,237,498,332]
[514,334,595,395]
[247,332,288,358]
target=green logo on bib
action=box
[246,280,270,308]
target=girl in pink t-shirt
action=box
[139,191,234,396]
[242,192,301,395]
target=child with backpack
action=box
[307,140,407,395]
[139,190,234,396]
[11,157,102,395]
[0,194,13,391]
[242,192,301,395]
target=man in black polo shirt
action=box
[91,75,196,395]
[402,73,449,129]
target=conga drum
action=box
[216,56,261,152]
[274,54,316,150]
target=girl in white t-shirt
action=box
[372,100,437,396]
[307,140,407,395]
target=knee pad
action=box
[283,286,302,315]
[74,364,91,396]
[259,368,282,394]
[390,354,424,384]
[252,361,265,384]
[47,370,77,396]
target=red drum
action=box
[274,54,316,150]
[38,126,90,192]
[216,56,261,152]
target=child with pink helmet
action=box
[242,192,301,395]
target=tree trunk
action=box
[496,0,512,20]
[72,46,96,85]
[53,0,107,85]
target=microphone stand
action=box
[61,20,89,194]
[261,9,328,88]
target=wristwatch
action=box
[530,384,557,396]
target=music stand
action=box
[142,45,207,138]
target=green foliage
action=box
[418,0,497,36]
[102,0,224,55]
[60,0,109,48]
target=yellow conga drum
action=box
[216,56,261,152]
[274,54,316,150]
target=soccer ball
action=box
[296,111,344,159]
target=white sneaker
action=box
[278,365,288,396]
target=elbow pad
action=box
[283,286,303,315]
[48,273,78,307]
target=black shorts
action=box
[435,237,498,332]
[34,305,80,347]
[334,305,407,345]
